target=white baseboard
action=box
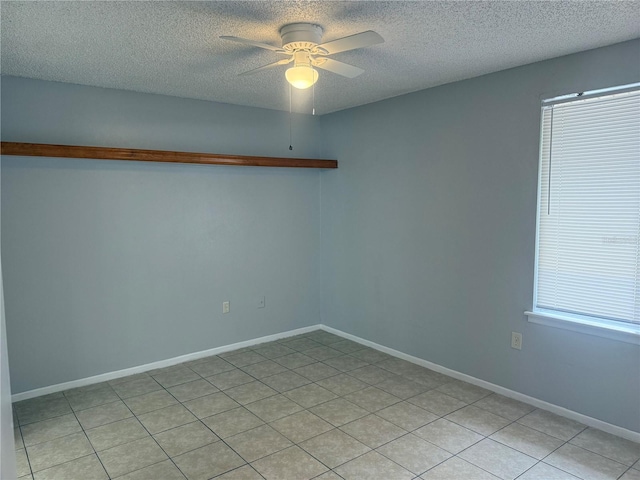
[11,325,321,403]
[319,325,640,443]
[12,322,640,443]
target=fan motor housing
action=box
[280,23,323,52]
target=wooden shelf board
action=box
[0,142,338,169]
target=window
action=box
[526,85,640,343]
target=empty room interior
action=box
[1,2,640,479]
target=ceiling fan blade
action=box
[238,58,291,76]
[220,36,285,53]
[316,31,384,55]
[313,58,364,78]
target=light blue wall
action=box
[319,39,640,432]
[1,77,323,393]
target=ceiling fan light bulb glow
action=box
[285,65,318,89]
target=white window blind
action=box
[535,88,640,326]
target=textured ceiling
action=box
[2,1,639,115]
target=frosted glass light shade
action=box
[285,65,318,89]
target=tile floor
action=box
[12,330,640,480]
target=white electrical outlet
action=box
[511,332,522,350]
[258,296,265,309]
[223,301,230,314]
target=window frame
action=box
[526,84,640,345]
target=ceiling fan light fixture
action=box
[285,65,318,89]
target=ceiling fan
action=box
[220,23,384,89]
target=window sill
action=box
[525,310,640,345]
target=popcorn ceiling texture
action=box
[1,1,639,115]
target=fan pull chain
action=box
[289,83,293,150]
[312,81,316,116]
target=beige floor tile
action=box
[173,442,245,480]
[316,373,367,396]
[161,377,210,402]
[216,465,263,479]
[413,418,483,454]
[226,425,293,462]
[546,443,629,480]
[85,417,148,451]
[252,344,296,360]
[405,369,451,390]
[420,457,500,479]
[350,347,392,364]
[517,462,581,479]
[299,429,370,469]
[21,414,82,447]
[348,365,398,385]
[490,422,564,460]
[472,393,535,421]
[15,427,24,450]
[294,362,341,382]
[245,394,302,422]
[335,450,413,480]
[32,454,107,480]
[344,386,401,412]
[123,389,178,415]
[75,401,132,430]
[281,337,322,352]
[323,355,369,372]
[273,352,316,369]
[201,407,264,439]
[375,401,438,431]
[183,392,240,418]
[330,340,366,355]
[458,438,538,480]
[261,371,312,393]
[15,448,31,477]
[340,414,407,448]
[376,357,422,376]
[436,380,492,403]
[309,398,369,427]
[16,397,72,426]
[153,421,219,457]
[570,427,640,466]
[621,469,640,480]
[116,460,186,480]
[313,472,343,480]
[152,367,200,388]
[305,331,343,346]
[285,384,338,409]
[377,433,451,474]
[252,445,328,480]
[137,404,197,434]
[445,405,510,436]
[111,376,162,399]
[206,369,255,391]
[271,410,333,443]
[225,381,278,405]
[189,358,235,377]
[241,360,288,379]
[304,346,343,361]
[225,351,267,368]
[65,387,120,412]
[97,436,167,478]
[517,409,586,441]
[27,432,93,472]
[407,390,467,416]
[375,375,429,400]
